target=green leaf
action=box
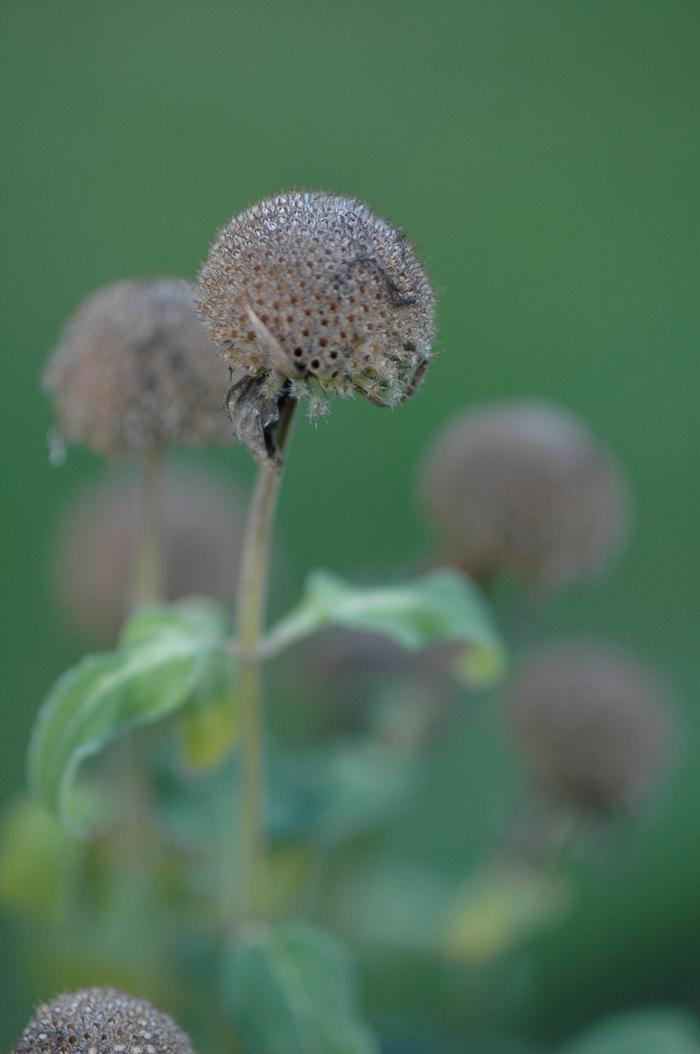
[179,687,238,771]
[441,866,570,963]
[261,738,416,849]
[307,742,415,845]
[222,922,377,1054]
[178,646,239,771]
[337,861,452,952]
[0,796,82,921]
[29,598,233,827]
[561,1010,700,1054]
[266,569,505,687]
[119,597,227,647]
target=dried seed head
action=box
[509,643,674,815]
[298,627,408,728]
[13,987,194,1054]
[44,279,232,459]
[51,466,244,644]
[197,190,435,420]
[419,400,629,589]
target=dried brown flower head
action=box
[13,987,194,1054]
[197,191,435,457]
[44,278,232,459]
[51,465,246,644]
[419,400,629,589]
[509,643,674,815]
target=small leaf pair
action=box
[29,567,505,831]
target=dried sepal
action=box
[225,370,293,467]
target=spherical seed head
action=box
[509,643,674,814]
[13,987,194,1054]
[44,278,232,459]
[197,190,435,409]
[51,465,245,644]
[302,627,408,719]
[419,400,629,589]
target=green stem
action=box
[257,604,321,660]
[235,398,297,922]
[131,448,165,609]
[122,450,165,873]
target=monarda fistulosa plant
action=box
[18,191,507,1054]
[6,190,682,1054]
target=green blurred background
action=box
[2,1,698,1049]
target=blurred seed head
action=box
[198,190,435,416]
[509,643,674,815]
[44,278,232,459]
[284,626,454,749]
[13,987,194,1054]
[419,400,629,590]
[51,465,245,644]
[298,627,409,728]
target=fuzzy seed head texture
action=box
[419,400,629,589]
[13,987,194,1054]
[51,465,245,645]
[44,278,232,459]
[197,190,435,411]
[509,643,674,815]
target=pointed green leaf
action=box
[29,599,233,827]
[222,922,377,1054]
[266,568,505,687]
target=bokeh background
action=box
[2,1,698,1050]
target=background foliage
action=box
[1,1,698,1050]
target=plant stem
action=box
[123,451,165,883]
[131,448,165,609]
[235,397,297,922]
[257,604,320,660]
